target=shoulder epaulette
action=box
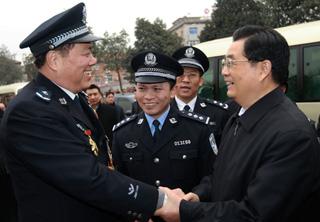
[178,110,210,125]
[112,114,137,131]
[35,87,52,103]
[204,98,228,110]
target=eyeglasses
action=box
[221,57,251,69]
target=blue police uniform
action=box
[112,51,216,222]
[0,3,161,222]
[172,46,230,145]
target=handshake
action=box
[153,187,200,222]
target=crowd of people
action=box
[0,2,319,222]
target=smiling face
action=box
[221,39,262,108]
[53,43,97,93]
[135,82,173,119]
[175,67,203,103]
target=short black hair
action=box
[105,91,115,97]
[232,25,289,85]
[86,84,102,95]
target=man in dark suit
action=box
[171,46,229,145]
[156,25,320,222]
[86,84,119,146]
[112,51,216,222]
[0,3,166,222]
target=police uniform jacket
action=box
[0,73,159,222]
[171,97,229,145]
[112,107,216,193]
[179,88,320,222]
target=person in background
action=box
[86,84,118,146]
[0,3,166,222]
[112,51,216,222]
[171,46,229,145]
[0,102,17,222]
[105,91,125,121]
[156,25,320,222]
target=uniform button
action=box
[132,212,137,217]
[127,210,132,215]
[153,157,160,163]
[182,154,187,159]
[155,180,161,186]
[137,213,142,219]
[129,157,133,161]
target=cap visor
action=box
[135,76,172,83]
[70,33,103,43]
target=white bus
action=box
[195,20,320,123]
[0,82,29,105]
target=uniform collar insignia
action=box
[58,97,67,105]
[125,142,138,149]
[35,88,51,102]
[169,118,177,124]
[200,102,207,108]
[137,118,144,125]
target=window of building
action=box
[189,27,198,35]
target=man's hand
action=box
[183,192,200,202]
[155,187,182,222]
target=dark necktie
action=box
[183,105,191,112]
[153,119,161,142]
[74,95,83,111]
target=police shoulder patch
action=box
[178,110,210,124]
[204,98,228,110]
[35,87,52,103]
[112,114,137,131]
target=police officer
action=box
[112,51,216,221]
[171,46,229,145]
[0,3,166,222]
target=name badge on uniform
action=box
[209,133,218,155]
[125,142,138,149]
[174,140,191,146]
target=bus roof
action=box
[195,20,320,58]
[0,82,29,95]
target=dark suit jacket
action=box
[180,89,320,222]
[0,73,159,222]
[96,103,118,145]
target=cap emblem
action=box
[144,53,157,67]
[184,47,195,58]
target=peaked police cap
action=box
[172,46,209,75]
[19,2,102,56]
[131,51,183,83]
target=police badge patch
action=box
[209,133,218,155]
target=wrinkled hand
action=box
[155,187,182,222]
[183,192,200,202]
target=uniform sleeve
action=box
[180,130,320,221]
[111,130,127,174]
[6,101,159,217]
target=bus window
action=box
[303,45,320,101]
[198,59,214,99]
[287,47,299,101]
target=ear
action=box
[45,50,59,71]
[259,60,272,81]
[199,76,204,86]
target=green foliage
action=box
[0,45,23,84]
[93,30,130,92]
[134,18,183,55]
[22,54,37,81]
[261,0,320,27]
[200,0,266,41]
[200,0,320,42]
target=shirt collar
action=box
[145,105,170,131]
[55,84,77,100]
[175,96,197,112]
